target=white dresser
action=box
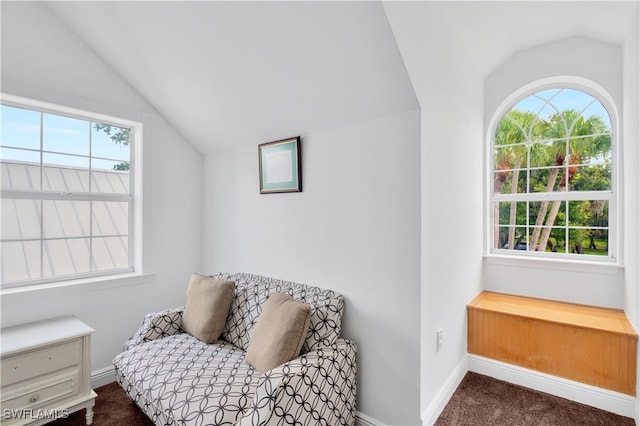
[1,316,97,425]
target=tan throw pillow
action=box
[182,273,235,343]
[245,293,312,373]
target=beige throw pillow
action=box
[182,273,235,343]
[245,293,312,373]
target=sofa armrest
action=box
[239,338,357,426]
[124,307,185,350]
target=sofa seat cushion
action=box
[113,333,258,425]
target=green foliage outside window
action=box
[493,88,612,257]
[94,123,130,171]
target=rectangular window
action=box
[1,96,141,288]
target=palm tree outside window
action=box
[491,87,614,260]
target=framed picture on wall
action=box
[258,136,302,194]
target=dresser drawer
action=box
[1,317,96,426]
[1,340,81,387]
[1,370,79,411]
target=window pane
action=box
[582,102,612,130]
[1,199,41,240]
[508,169,526,194]
[92,124,130,161]
[569,200,609,256]
[534,101,558,122]
[493,171,509,194]
[497,226,508,249]
[42,154,89,192]
[498,202,526,226]
[1,105,40,150]
[528,201,543,224]
[513,202,527,226]
[495,114,530,146]
[530,139,565,168]
[528,227,554,252]
[552,89,597,113]
[528,201,566,252]
[43,238,91,277]
[495,170,526,195]
[43,113,89,156]
[91,236,128,271]
[498,202,509,225]
[91,159,130,194]
[512,94,547,114]
[546,228,567,253]
[570,165,611,191]
[1,146,40,162]
[1,241,41,283]
[568,200,608,227]
[499,226,528,250]
[43,200,90,239]
[92,157,130,171]
[530,167,564,192]
[43,152,89,168]
[545,201,566,226]
[1,150,41,190]
[568,229,608,256]
[494,146,524,170]
[93,201,128,236]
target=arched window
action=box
[490,86,616,260]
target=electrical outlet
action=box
[437,328,443,352]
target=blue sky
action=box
[512,88,611,129]
[1,105,130,170]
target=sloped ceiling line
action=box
[46,1,419,154]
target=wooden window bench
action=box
[467,291,638,395]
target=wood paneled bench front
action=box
[467,290,638,395]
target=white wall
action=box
[623,4,640,334]
[384,3,485,424]
[621,8,640,422]
[202,110,422,425]
[418,8,485,424]
[0,2,203,376]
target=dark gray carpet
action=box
[436,372,635,426]
[49,382,152,426]
[50,372,636,425]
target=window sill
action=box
[484,254,624,275]
[0,272,156,297]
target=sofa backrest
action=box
[213,272,344,353]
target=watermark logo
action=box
[3,408,69,420]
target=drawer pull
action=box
[29,394,40,403]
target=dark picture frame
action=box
[258,136,302,194]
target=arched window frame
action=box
[486,76,621,265]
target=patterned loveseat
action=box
[113,273,357,426]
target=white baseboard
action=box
[421,357,468,426]
[91,365,116,389]
[468,354,636,419]
[355,411,386,426]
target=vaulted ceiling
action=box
[16,1,639,155]
[45,1,419,154]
